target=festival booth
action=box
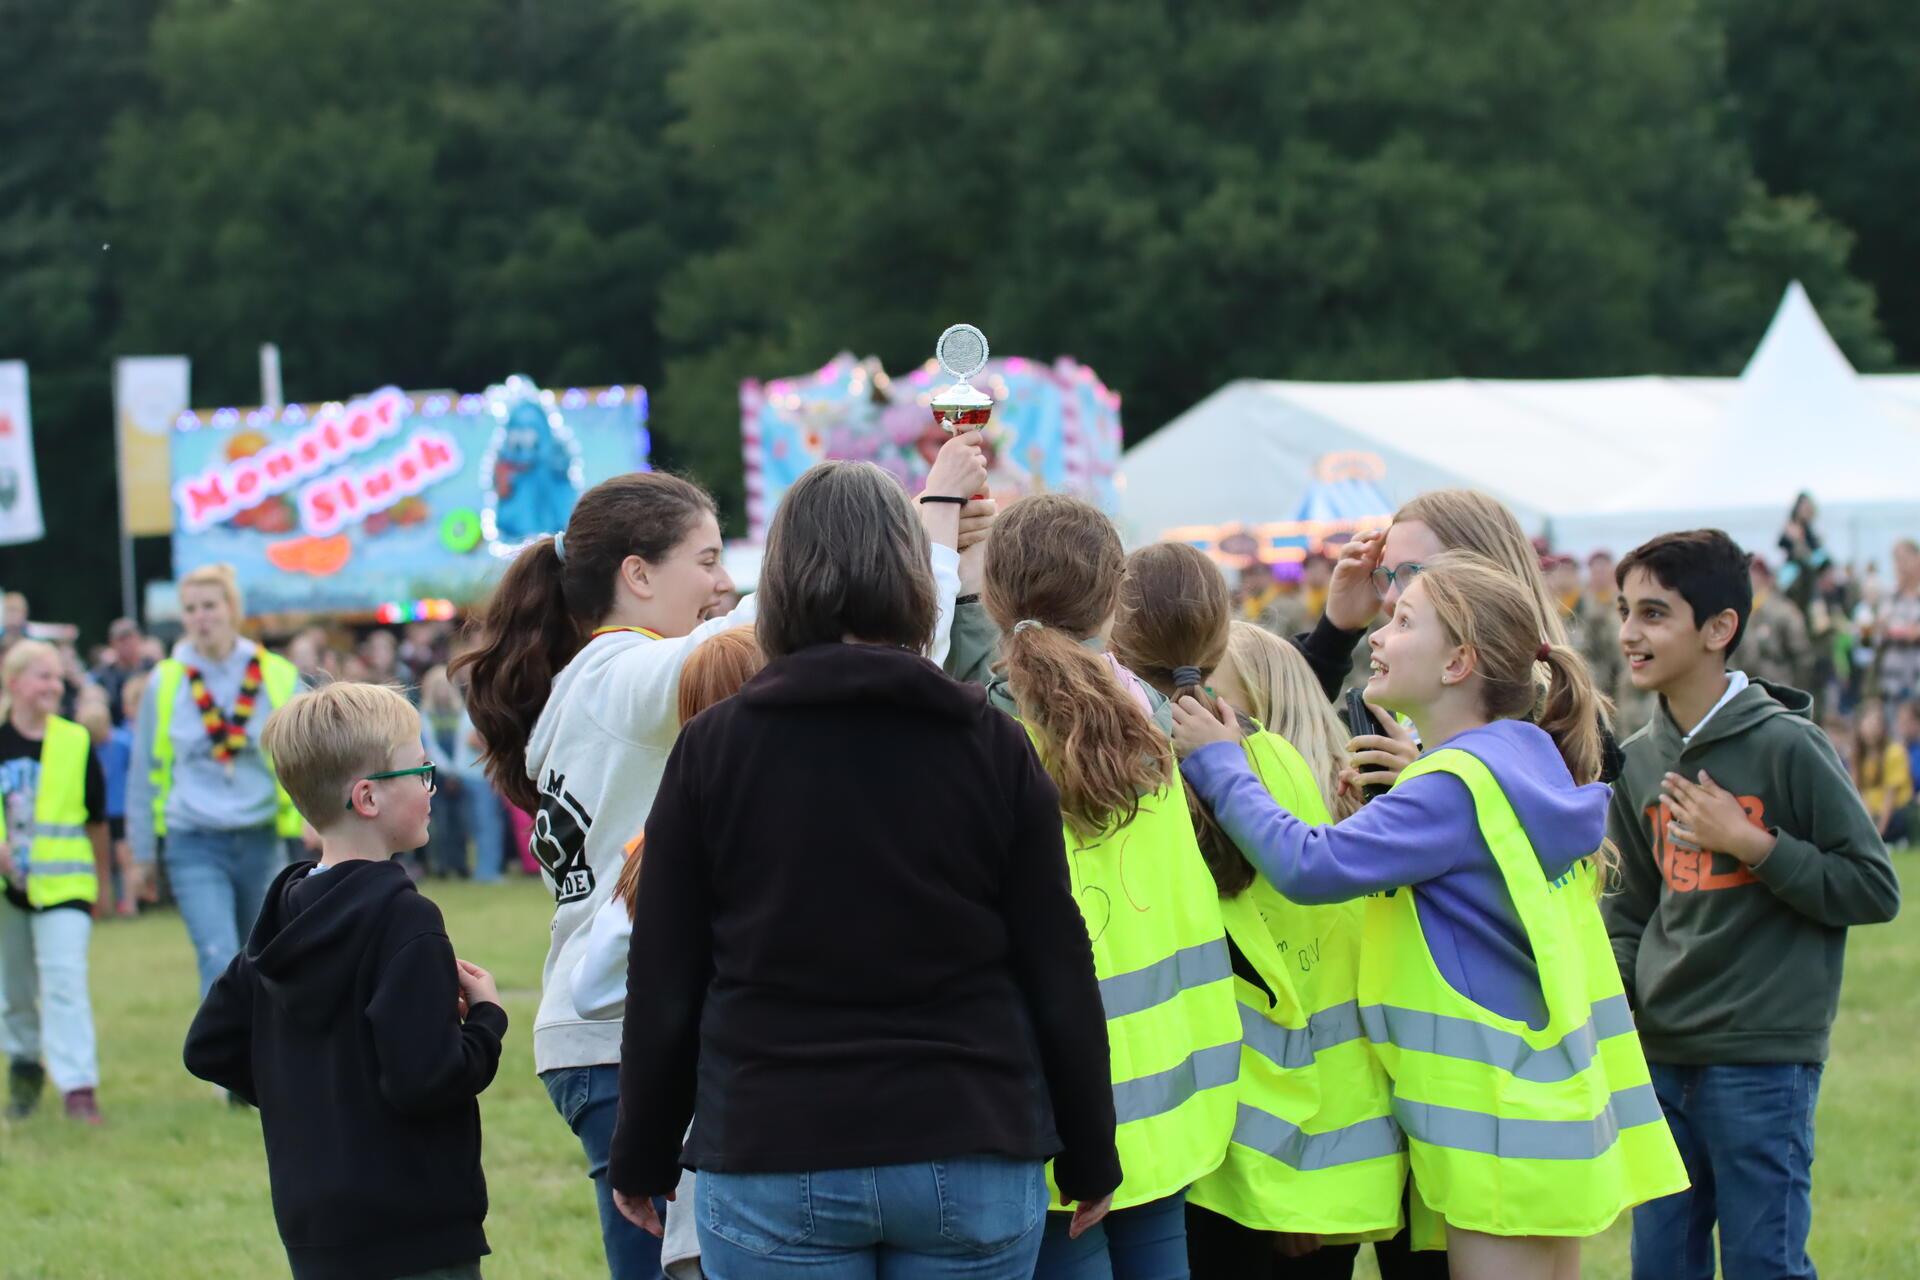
[169,376,649,620]
[1121,284,1920,565]
[738,352,1123,546]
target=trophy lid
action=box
[931,323,993,411]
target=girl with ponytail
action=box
[981,496,1240,1279]
[453,432,986,1277]
[1174,552,1685,1278]
[1112,546,1403,1274]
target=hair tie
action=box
[551,530,567,563]
[1171,665,1203,689]
[1012,619,1043,634]
[1536,641,1551,662]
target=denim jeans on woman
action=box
[162,824,283,995]
[1035,1191,1190,1280]
[0,896,97,1091]
[543,1064,667,1279]
[695,1156,1047,1280]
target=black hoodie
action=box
[184,859,508,1280]
[607,641,1121,1203]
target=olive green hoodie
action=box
[1604,677,1901,1065]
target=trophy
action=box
[930,323,993,434]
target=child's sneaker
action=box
[62,1087,103,1126]
[6,1060,45,1119]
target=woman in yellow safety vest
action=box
[1172,552,1687,1280]
[978,495,1241,1280]
[127,564,304,1006]
[0,640,111,1125]
[1113,550,1405,1280]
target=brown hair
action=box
[452,472,715,811]
[1416,551,1605,787]
[614,626,766,916]
[1215,621,1360,822]
[756,461,935,658]
[1110,543,1252,893]
[1853,701,1889,792]
[984,495,1170,839]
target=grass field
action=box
[1,863,1915,1280]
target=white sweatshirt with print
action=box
[528,544,961,1072]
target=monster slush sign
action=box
[169,376,647,616]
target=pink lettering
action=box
[184,475,228,523]
[264,452,296,481]
[234,465,260,497]
[417,437,453,469]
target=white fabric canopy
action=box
[1119,284,1920,565]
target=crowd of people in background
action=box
[0,589,533,922]
[1227,493,1920,851]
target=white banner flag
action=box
[0,361,45,546]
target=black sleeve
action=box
[609,731,714,1198]
[183,951,258,1103]
[84,750,107,824]
[996,729,1121,1203]
[365,908,508,1115]
[1291,614,1368,704]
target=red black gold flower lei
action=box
[186,655,265,765]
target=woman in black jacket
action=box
[607,460,1119,1279]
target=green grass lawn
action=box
[2,861,1916,1280]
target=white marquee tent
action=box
[1119,284,1920,565]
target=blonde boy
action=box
[185,682,508,1280]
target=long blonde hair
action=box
[1415,552,1616,885]
[1395,490,1569,648]
[985,496,1170,840]
[1216,622,1360,821]
[0,639,59,723]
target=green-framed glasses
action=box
[346,762,437,809]
[1369,561,1427,595]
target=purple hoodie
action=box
[1181,719,1608,1028]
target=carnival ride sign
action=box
[169,377,646,615]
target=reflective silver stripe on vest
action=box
[1360,994,1636,1084]
[1099,938,1233,1020]
[31,823,88,841]
[1232,1101,1407,1171]
[1240,999,1367,1070]
[21,859,96,877]
[1112,1040,1241,1125]
[1395,1082,1665,1161]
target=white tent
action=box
[1119,284,1920,565]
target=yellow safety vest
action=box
[1360,748,1689,1239]
[24,716,97,908]
[150,650,304,839]
[1187,730,1407,1238]
[1035,731,1240,1211]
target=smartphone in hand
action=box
[1344,689,1391,802]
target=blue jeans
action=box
[544,1065,665,1279]
[697,1157,1047,1280]
[1036,1192,1189,1280]
[1631,1062,1822,1280]
[163,825,284,995]
[460,776,506,883]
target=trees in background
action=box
[3,0,1911,630]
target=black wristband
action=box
[955,593,981,606]
[917,493,968,506]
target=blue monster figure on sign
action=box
[481,375,585,555]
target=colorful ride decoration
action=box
[1162,452,1394,566]
[169,378,648,616]
[739,352,1124,541]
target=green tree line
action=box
[2,0,1913,634]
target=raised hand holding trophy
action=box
[930,324,993,434]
